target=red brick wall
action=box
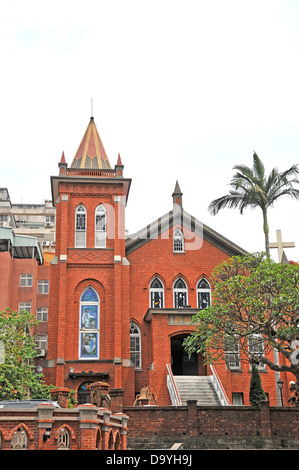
[124,402,299,450]
[45,180,135,407]
[0,404,128,450]
[126,226,292,406]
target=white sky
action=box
[0,0,298,262]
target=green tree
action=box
[208,152,299,253]
[183,253,299,390]
[0,308,53,400]
[249,363,266,406]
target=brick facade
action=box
[0,403,128,450]
[0,117,295,415]
[124,402,299,450]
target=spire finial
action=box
[91,98,94,119]
[172,180,183,208]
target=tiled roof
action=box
[70,117,111,170]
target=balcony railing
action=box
[66,168,116,178]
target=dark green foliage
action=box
[249,363,267,406]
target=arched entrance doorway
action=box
[171,334,206,376]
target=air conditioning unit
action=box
[51,241,55,246]
[42,241,50,246]
[36,348,47,357]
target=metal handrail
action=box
[209,364,232,406]
[166,363,182,406]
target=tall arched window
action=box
[95,204,106,248]
[79,287,100,359]
[173,277,188,308]
[197,278,211,309]
[173,228,184,252]
[130,322,141,369]
[75,203,87,248]
[149,277,164,308]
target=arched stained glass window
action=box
[75,203,86,248]
[197,278,211,309]
[79,287,100,359]
[173,277,188,308]
[95,204,106,248]
[150,277,164,308]
[81,287,99,303]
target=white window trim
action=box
[75,204,87,248]
[173,278,188,308]
[36,307,48,322]
[37,280,49,294]
[225,335,241,370]
[95,204,106,248]
[149,277,164,308]
[20,274,33,287]
[18,302,31,313]
[130,322,142,369]
[197,278,212,309]
[248,334,266,370]
[173,228,184,253]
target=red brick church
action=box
[0,116,293,409]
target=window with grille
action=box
[95,204,106,248]
[35,334,47,349]
[36,308,48,322]
[18,302,31,313]
[248,334,266,369]
[173,278,188,308]
[150,277,164,308]
[225,336,241,369]
[130,322,141,369]
[173,228,184,252]
[197,278,211,309]
[20,274,33,287]
[37,280,49,294]
[75,204,86,248]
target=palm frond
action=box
[208,192,246,215]
[252,152,265,181]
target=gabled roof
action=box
[70,117,111,170]
[125,205,247,257]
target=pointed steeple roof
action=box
[70,117,111,170]
[172,180,183,207]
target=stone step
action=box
[173,375,220,406]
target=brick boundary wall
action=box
[124,401,299,450]
[0,404,128,450]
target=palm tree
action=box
[208,152,299,253]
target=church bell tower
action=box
[46,116,133,407]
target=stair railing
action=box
[209,364,232,406]
[166,363,182,406]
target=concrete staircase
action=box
[173,375,220,406]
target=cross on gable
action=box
[269,229,295,263]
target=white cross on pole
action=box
[269,229,295,263]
